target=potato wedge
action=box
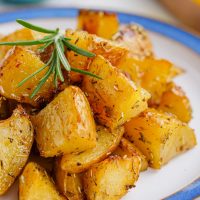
[54,160,84,200]
[124,108,197,169]
[0,46,56,107]
[83,155,140,200]
[0,106,34,195]
[82,55,150,129]
[78,10,119,39]
[158,83,192,123]
[65,29,128,83]
[19,162,66,200]
[31,86,96,157]
[60,125,124,173]
[114,137,148,171]
[112,24,153,59]
[117,57,181,104]
[0,28,45,60]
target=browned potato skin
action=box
[65,29,128,83]
[0,106,34,195]
[83,155,140,200]
[158,83,192,123]
[114,137,148,171]
[112,24,153,59]
[54,160,84,200]
[117,57,181,104]
[78,10,119,39]
[60,125,124,173]
[82,55,150,129]
[31,86,96,157]
[0,28,45,60]
[0,47,55,107]
[0,96,8,119]
[124,108,197,169]
[19,162,66,200]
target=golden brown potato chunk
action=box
[78,10,119,39]
[19,162,66,200]
[114,137,148,171]
[54,160,84,200]
[82,55,150,129]
[117,57,181,104]
[65,29,128,83]
[124,108,197,169]
[31,86,96,157]
[112,24,153,59]
[0,46,55,107]
[60,126,124,173]
[83,155,140,200]
[158,83,192,123]
[0,106,34,195]
[0,28,45,60]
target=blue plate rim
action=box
[0,7,200,200]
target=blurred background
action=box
[0,0,200,35]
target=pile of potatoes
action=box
[0,10,196,200]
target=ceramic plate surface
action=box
[0,8,200,200]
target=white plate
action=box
[0,8,200,200]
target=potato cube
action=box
[19,162,66,200]
[117,57,182,104]
[82,55,150,129]
[112,24,153,59]
[124,108,197,169]
[83,155,140,200]
[0,106,34,195]
[0,47,55,107]
[158,83,192,123]
[60,125,124,173]
[114,137,148,171]
[65,29,128,83]
[78,10,119,39]
[54,160,84,200]
[31,86,96,157]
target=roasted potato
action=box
[19,162,66,200]
[112,24,153,59]
[54,160,84,200]
[117,57,181,104]
[0,28,45,60]
[31,86,96,157]
[83,155,140,200]
[78,10,119,39]
[0,46,56,107]
[60,125,124,173]
[65,29,128,83]
[82,55,150,129]
[0,106,34,195]
[158,83,192,123]
[124,108,197,169]
[114,137,148,171]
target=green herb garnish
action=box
[0,19,101,98]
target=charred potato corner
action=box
[0,9,197,200]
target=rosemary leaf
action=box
[0,39,51,46]
[16,19,57,34]
[63,38,95,57]
[71,67,102,79]
[56,39,71,71]
[55,51,64,82]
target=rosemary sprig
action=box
[0,19,101,98]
